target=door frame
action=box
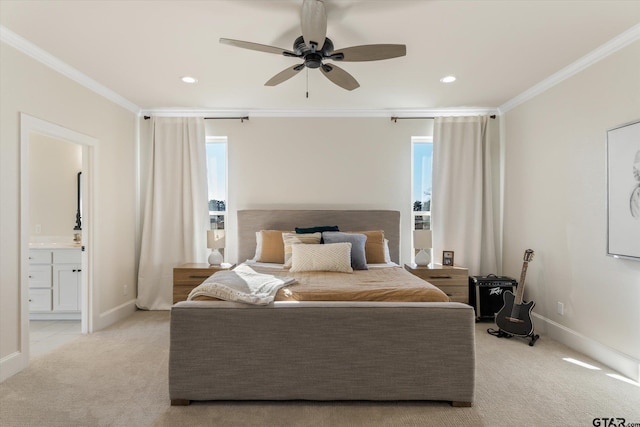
[20,113,98,360]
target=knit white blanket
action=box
[187,264,296,305]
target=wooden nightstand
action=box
[404,263,469,304]
[173,263,234,303]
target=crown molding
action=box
[139,107,499,119]
[0,25,141,114]
[499,23,640,114]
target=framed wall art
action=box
[606,119,640,261]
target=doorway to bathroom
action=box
[20,113,97,361]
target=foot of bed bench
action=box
[171,399,191,406]
[451,401,473,407]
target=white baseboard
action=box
[94,299,137,331]
[0,350,27,383]
[533,313,640,382]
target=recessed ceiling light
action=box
[440,75,456,83]
[181,76,198,84]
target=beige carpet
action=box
[1,310,639,427]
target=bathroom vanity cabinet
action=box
[28,247,82,319]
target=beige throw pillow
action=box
[350,230,386,264]
[256,230,292,264]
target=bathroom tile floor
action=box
[29,320,81,358]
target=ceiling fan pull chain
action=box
[306,68,309,99]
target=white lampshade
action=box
[207,230,225,249]
[413,230,432,249]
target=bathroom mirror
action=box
[74,171,82,231]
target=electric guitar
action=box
[495,249,535,337]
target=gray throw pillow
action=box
[322,231,368,270]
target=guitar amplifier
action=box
[469,275,518,320]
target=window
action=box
[412,137,433,231]
[206,137,227,230]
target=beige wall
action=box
[0,43,138,376]
[29,134,82,239]
[198,117,435,265]
[502,41,640,376]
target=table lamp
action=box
[207,230,225,265]
[413,229,432,266]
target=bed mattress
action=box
[190,263,449,303]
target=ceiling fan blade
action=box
[265,64,305,86]
[220,38,296,57]
[331,44,406,62]
[301,0,327,51]
[320,64,360,91]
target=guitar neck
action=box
[514,261,529,305]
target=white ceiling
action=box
[1,0,639,115]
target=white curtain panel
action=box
[137,117,209,310]
[432,116,498,276]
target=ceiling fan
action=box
[220,0,406,91]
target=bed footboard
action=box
[169,301,475,406]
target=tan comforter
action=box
[191,264,449,303]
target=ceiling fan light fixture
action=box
[181,76,198,84]
[219,0,406,91]
[440,75,456,83]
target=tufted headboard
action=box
[236,210,401,264]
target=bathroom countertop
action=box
[29,243,82,249]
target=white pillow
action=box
[290,242,353,273]
[252,231,262,261]
[383,238,391,263]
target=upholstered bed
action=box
[169,210,476,406]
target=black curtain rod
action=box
[143,116,249,122]
[391,115,496,123]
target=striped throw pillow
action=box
[282,232,321,267]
